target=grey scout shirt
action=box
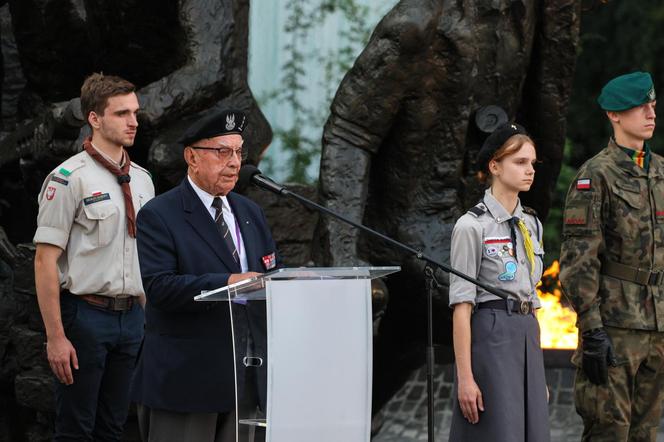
[449,188,544,307]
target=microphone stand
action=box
[249,173,512,442]
[423,264,439,441]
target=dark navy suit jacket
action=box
[130,178,278,413]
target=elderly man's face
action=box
[185,134,243,196]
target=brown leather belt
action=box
[601,260,664,286]
[79,294,136,312]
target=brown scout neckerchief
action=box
[83,137,136,238]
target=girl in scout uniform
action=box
[448,123,549,442]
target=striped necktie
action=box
[212,197,239,264]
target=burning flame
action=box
[536,260,578,349]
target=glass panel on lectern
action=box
[227,294,267,441]
[194,266,400,441]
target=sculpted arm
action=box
[520,0,582,219]
[137,0,237,126]
[316,16,410,265]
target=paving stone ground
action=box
[372,364,664,442]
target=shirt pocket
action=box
[651,180,664,223]
[562,196,600,237]
[532,247,545,283]
[82,202,120,247]
[612,180,643,210]
[136,193,148,211]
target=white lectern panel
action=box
[266,279,372,442]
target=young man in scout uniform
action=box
[33,73,154,441]
[560,71,664,442]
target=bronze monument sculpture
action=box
[314,0,582,412]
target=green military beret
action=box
[597,72,656,111]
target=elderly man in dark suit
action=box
[131,110,278,442]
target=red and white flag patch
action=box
[261,252,276,270]
[576,178,591,190]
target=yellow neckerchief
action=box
[509,217,535,275]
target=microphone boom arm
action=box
[277,187,511,300]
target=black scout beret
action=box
[178,109,247,146]
[477,123,528,173]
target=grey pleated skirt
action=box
[448,307,550,442]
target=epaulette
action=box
[467,202,487,218]
[55,156,85,178]
[130,162,153,179]
[523,206,541,242]
[522,206,538,217]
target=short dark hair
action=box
[80,73,136,122]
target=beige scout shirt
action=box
[33,148,154,297]
[449,188,544,307]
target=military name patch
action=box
[83,193,111,205]
[576,178,591,190]
[564,205,588,225]
[50,176,69,186]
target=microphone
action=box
[238,165,285,194]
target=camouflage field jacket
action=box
[560,138,664,332]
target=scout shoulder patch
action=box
[576,178,591,190]
[45,186,56,201]
[50,175,69,186]
[564,205,588,225]
[83,193,111,205]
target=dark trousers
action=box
[136,368,265,442]
[574,327,664,442]
[54,294,144,442]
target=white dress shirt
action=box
[187,175,248,272]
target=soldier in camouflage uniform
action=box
[560,71,664,442]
